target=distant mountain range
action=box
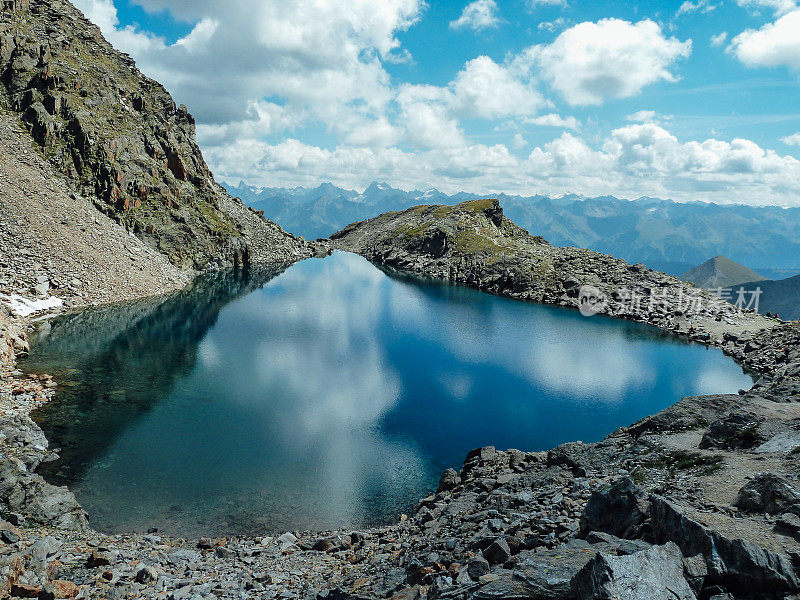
[224,181,800,277]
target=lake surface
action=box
[24,251,752,537]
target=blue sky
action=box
[75,0,800,205]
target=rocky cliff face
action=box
[0,0,308,269]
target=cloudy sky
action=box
[74,0,800,205]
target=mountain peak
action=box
[365,181,393,192]
[680,255,768,289]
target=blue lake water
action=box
[24,251,752,536]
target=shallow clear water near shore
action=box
[23,251,752,537]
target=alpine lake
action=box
[22,251,752,537]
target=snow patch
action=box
[1,294,63,317]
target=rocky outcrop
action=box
[331,199,769,338]
[0,0,310,270]
[649,496,800,594]
[570,542,697,600]
[0,454,87,531]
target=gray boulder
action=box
[492,540,614,599]
[467,556,490,580]
[0,456,88,530]
[570,542,696,600]
[755,431,800,454]
[483,538,512,564]
[135,564,158,584]
[733,473,800,514]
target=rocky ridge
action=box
[0,0,312,271]
[0,201,797,598]
[330,199,774,342]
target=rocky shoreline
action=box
[0,201,797,599]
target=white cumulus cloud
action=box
[730,10,800,71]
[515,19,692,105]
[782,133,800,145]
[450,56,546,119]
[72,0,423,130]
[449,0,501,31]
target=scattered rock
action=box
[482,538,511,564]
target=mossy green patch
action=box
[642,450,725,477]
[453,229,512,259]
[457,198,497,213]
[394,222,430,238]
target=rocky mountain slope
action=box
[0,110,192,309]
[680,255,767,290]
[228,181,800,274]
[0,0,310,273]
[737,275,800,321]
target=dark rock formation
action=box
[699,411,765,450]
[579,477,650,540]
